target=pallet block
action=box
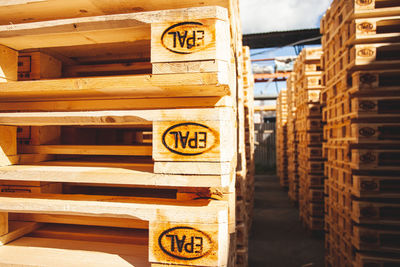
[18,51,62,80]
[0,44,18,82]
[0,126,17,167]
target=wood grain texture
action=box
[0,236,149,267]
[0,221,41,245]
[21,144,153,156]
[0,6,227,50]
[0,2,229,25]
[0,108,233,125]
[0,44,17,82]
[0,193,228,224]
[0,165,227,188]
[0,212,7,236]
[0,96,234,112]
[0,72,229,101]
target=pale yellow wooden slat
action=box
[0,108,233,125]
[0,165,227,188]
[0,236,149,267]
[21,145,152,156]
[0,73,229,101]
[0,193,228,224]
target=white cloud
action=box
[240,0,332,34]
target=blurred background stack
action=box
[321,0,400,266]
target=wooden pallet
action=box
[0,193,230,266]
[0,1,245,266]
[321,0,400,43]
[0,109,236,178]
[352,201,400,225]
[353,252,400,267]
[286,73,300,202]
[352,175,400,198]
[351,148,400,171]
[350,69,400,95]
[352,225,400,253]
[276,90,289,188]
[0,7,234,107]
[324,42,400,90]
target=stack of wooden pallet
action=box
[293,48,325,233]
[234,45,255,267]
[0,1,245,266]
[321,0,400,266]
[276,90,289,188]
[286,73,300,203]
[242,46,255,231]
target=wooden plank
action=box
[0,165,228,188]
[0,72,229,101]
[29,223,148,245]
[0,7,227,51]
[0,44,17,82]
[0,213,7,236]
[152,60,227,75]
[0,182,62,194]
[0,0,232,25]
[154,161,233,175]
[10,213,149,230]
[0,96,234,112]
[64,61,152,77]
[0,193,228,224]
[0,126,16,156]
[0,108,234,126]
[38,159,154,172]
[0,126,17,167]
[0,236,149,267]
[21,145,153,156]
[0,221,41,245]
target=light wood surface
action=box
[0,193,228,224]
[0,165,228,188]
[0,72,230,101]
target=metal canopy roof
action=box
[243,28,321,49]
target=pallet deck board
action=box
[0,165,229,188]
[0,0,234,25]
[0,236,150,267]
[21,144,153,156]
[0,6,227,49]
[0,72,230,100]
[0,193,228,223]
[0,108,233,125]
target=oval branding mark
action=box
[356,0,372,6]
[360,73,377,86]
[161,22,211,54]
[361,181,378,191]
[359,101,376,111]
[162,122,218,156]
[158,226,213,260]
[357,22,374,32]
[359,127,376,137]
[360,152,376,163]
[357,48,375,57]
